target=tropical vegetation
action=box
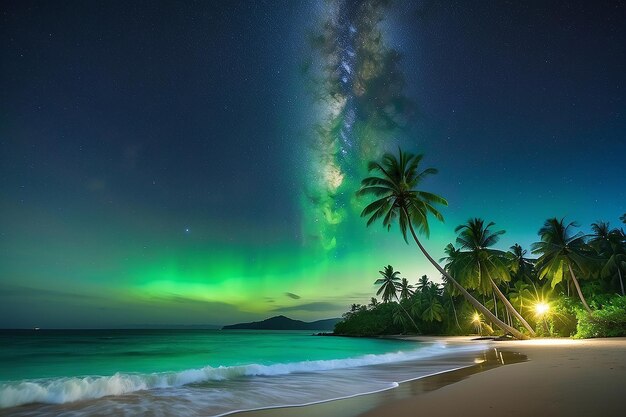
[334,148,626,339]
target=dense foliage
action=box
[334,302,404,336]
[356,148,526,339]
[335,216,626,338]
[337,148,626,339]
[575,295,626,338]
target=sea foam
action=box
[0,342,484,409]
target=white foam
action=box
[0,342,486,409]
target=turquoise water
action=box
[0,330,488,416]
[0,329,415,381]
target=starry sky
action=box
[1,0,624,328]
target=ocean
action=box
[0,330,488,416]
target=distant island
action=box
[222,315,340,331]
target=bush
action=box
[545,297,579,337]
[334,303,403,336]
[575,295,626,338]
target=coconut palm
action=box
[441,283,462,330]
[508,280,533,316]
[440,244,462,287]
[507,244,539,310]
[420,282,444,322]
[588,221,626,296]
[392,306,410,332]
[410,279,444,322]
[453,218,535,335]
[349,303,365,313]
[439,246,464,331]
[508,244,536,284]
[531,218,594,314]
[399,278,415,301]
[375,265,401,303]
[359,148,527,339]
[416,275,430,292]
[589,221,611,245]
[375,265,419,332]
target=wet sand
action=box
[233,337,626,417]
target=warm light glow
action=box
[520,339,580,346]
[472,313,481,323]
[535,302,550,316]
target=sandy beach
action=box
[235,337,626,417]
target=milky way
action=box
[2,0,623,327]
[335,0,358,160]
[303,0,412,253]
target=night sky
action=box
[1,1,624,328]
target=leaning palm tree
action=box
[375,265,420,332]
[358,148,527,339]
[531,218,594,314]
[454,218,535,335]
[588,221,626,296]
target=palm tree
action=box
[368,297,380,309]
[508,280,533,316]
[358,148,527,339]
[440,245,464,330]
[531,218,594,314]
[420,282,444,322]
[414,275,429,292]
[349,303,365,314]
[375,265,401,303]
[508,244,536,284]
[507,244,539,308]
[441,285,462,330]
[620,213,626,225]
[392,306,410,332]
[588,221,626,296]
[375,265,419,332]
[399,278,415,301]
[453,218,535,335]
[410,279,445,323]
[589,221,611,244]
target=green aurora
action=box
[1,1,624,328]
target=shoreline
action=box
[232,337,626,417]
[230,337,506,417]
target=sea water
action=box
[0,329,487,416]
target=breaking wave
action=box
[0,342,484,408]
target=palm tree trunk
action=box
[486,274,536,336]
[618,268,625,296]
[492,293,498,320]
[403,209,529,340]
[449,292,461,330]
[567,262,592,314]
[395,295,420,333]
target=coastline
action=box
[233,337,626,417]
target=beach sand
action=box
[234,337,626,417]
